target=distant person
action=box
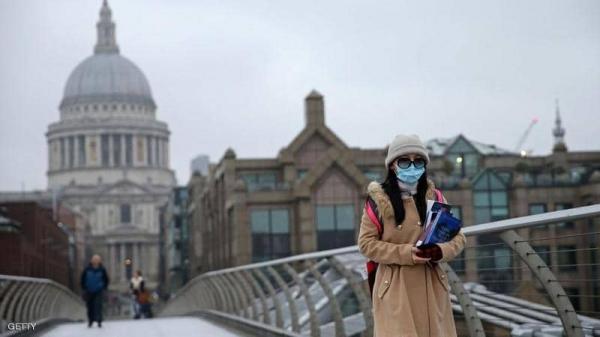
[357,135,466,337]
[80,254,109,328]
[129,270,145,319]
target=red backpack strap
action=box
[364,196,383,237]
[434,188,443,202]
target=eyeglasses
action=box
[396,158,426,169]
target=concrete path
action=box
[42,317,248,337]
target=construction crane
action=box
[514,117,539,156]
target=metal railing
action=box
[0,275,85,334]
[161,204,600,337]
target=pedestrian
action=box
[80,254,109,328]
[357,134,466,337]
[129,270,144,319]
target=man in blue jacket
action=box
[80,254,110,327]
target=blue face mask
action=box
[395,163,425,184]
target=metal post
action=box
[500,230,583,337]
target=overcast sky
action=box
[0,0,599,191]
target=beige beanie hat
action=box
[385,134,430,168]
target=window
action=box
[555,203,574,230]
[564,287,580,311]
[558,245,577,272]
[533,245,551,265]
[362,169,383,182]
[78,135,86,166]
[120,204,131,224]
[241,172,278,191]
[125,135,133,166]
[529,203,547,229]
[113,134,121,166]
[251,209,290,262]
[473,170,509,224]
[297,169,308,181]
[446,137,480,178]
[316,204,356,250]
[101,135,110,166]
[529,204,546,215]
[449,251,465,273]
[452,206,462,221]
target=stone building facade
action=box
[46,1,175,291]
[187,91,600,313]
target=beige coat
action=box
[358,181,466,337]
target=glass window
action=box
[336,205,355,230]
[474,192,490,207]
[250,208,291,262]
[555,203,574,229]
[533,245,551,265]
[241,172,278,191]
[449,251,465,272]
[474,208,491,224]
[529,204,547,229]
[558,245,577,272]
[464,154,479,176]
[316,204,356,250]
[529,203,547,215]
[472,170,508,225]
[490,191,508,206]
[447,137,477,154]
[564,287,581,311]
[452,206,462,220]
[271,209,289,234]
[316,206,335,230]
[250,210,269,233]
[494,248,512,269]
[297,169,308,181]
[120,204,131,224]
[362,169,382,182]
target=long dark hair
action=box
[381,167,429,225]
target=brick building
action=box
[187,91,600,312]
[0,201,76,289]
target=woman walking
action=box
[358,134,466,337]
[130,270,145,319]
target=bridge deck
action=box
[42,317,249,337]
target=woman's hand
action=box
[411,247,431,264]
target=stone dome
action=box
[59,0,155,110]
[60,53,155,109]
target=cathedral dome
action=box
[61,54,154,109]
[59,0,155,110]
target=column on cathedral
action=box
[120,243,126,282]
[110,242,117,281]
[133,241,140,273]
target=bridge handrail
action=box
[0,275,85,334]
[163,204,600,337]
[193,204,600,278]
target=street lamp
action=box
[58,222,75,290]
